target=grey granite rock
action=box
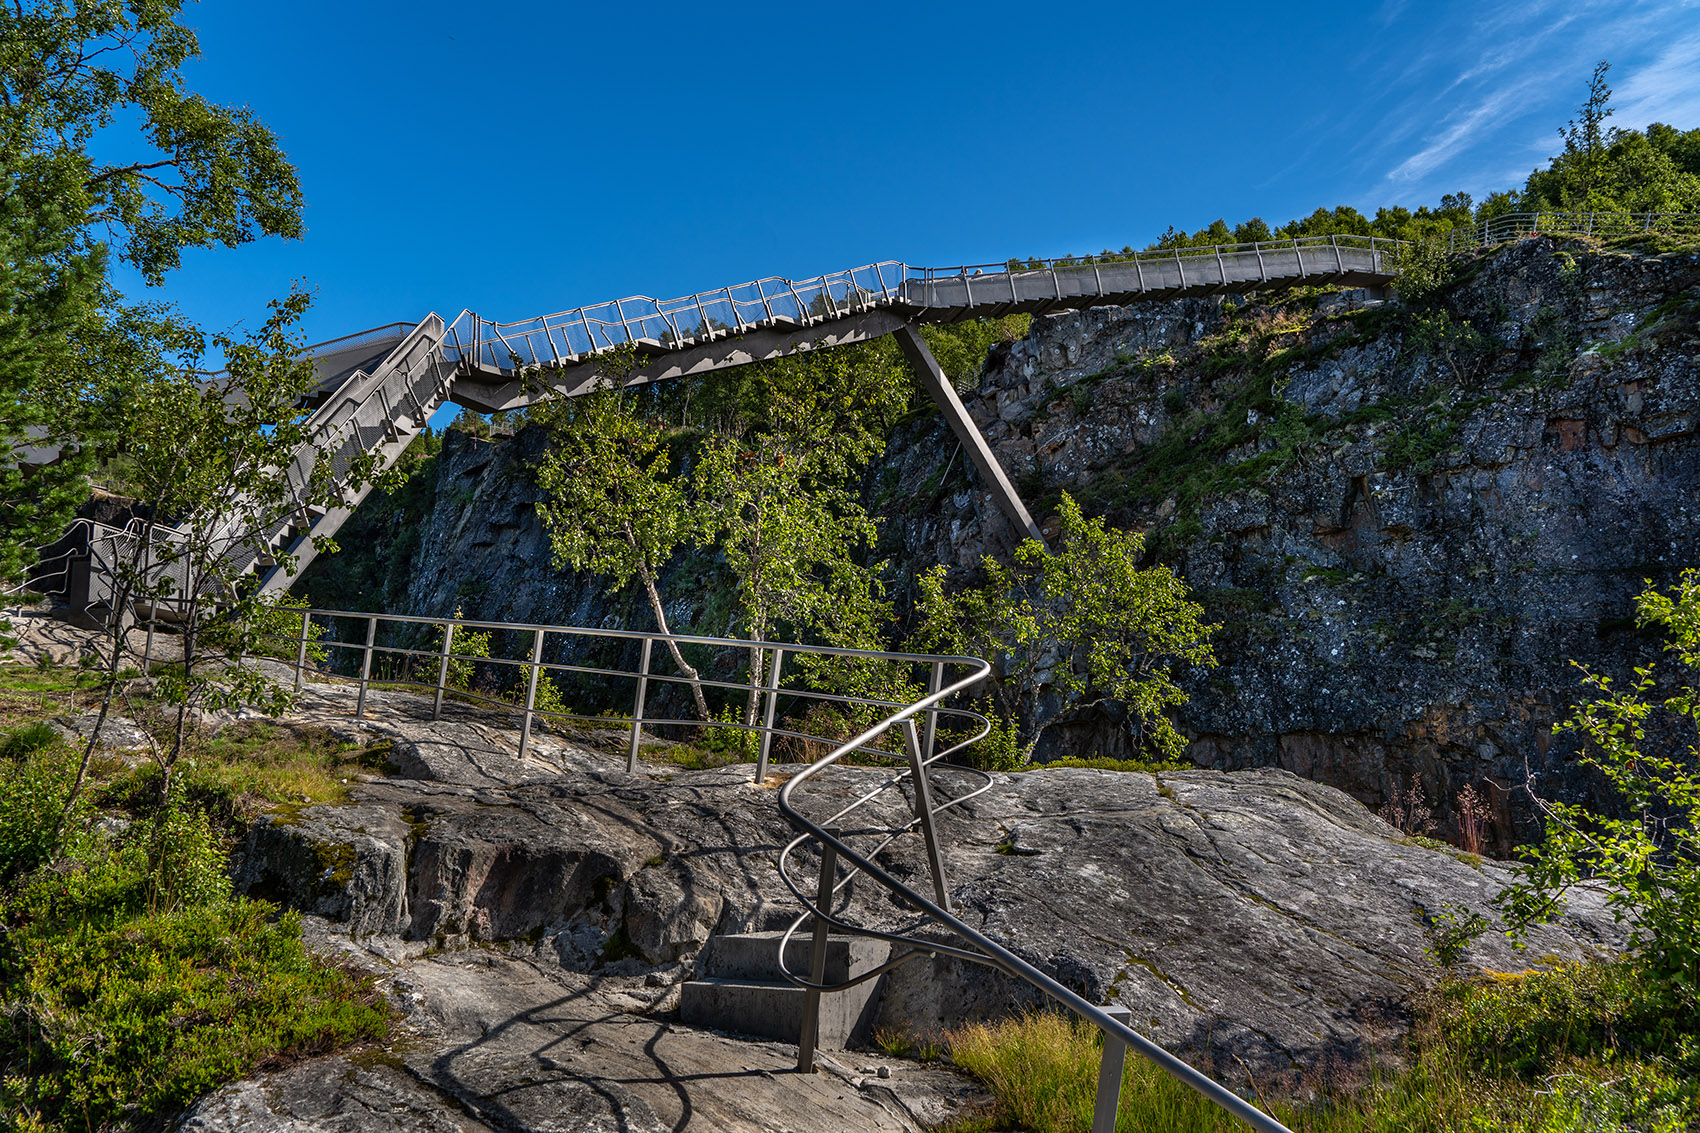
[236,717,1625,1073]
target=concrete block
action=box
[678,976,881,1049]
[699,931,886,986]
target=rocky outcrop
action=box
[876,237,1700,847]
[233,685,1623,1077]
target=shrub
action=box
[1497,567,1700,1003]
[911,493,1217,763]
[441,607,492,692]
[0,725,88,883]
[0,893,389,1131]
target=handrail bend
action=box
[774,671,1295,1132]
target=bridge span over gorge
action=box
[33,233,1398,633]
[269,235,1398,591]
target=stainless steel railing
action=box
[1450,210,1700,249]
[253,604,1291,1132]
[257,606,991,779]
[437,234,1402,376]
[906,231,1403,282]
[440,261,907,373]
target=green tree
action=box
[695,416,890,726]
[0,143,103,585]
[911,494,1217,767]
[0,0,303,589]
[55,290,364,901]
[1560,60,1617,206]
[0,0,303,284]
[1498,569,1700,1003]
[919,316,1033,392]
[693,344,909,724]
[534,345,712,720]
[1522,62,1700,214]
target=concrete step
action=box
[679,976,881,1049]
[700,931,886,985]
[679,932,889,1049]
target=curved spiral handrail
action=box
[774,670,1296,1133]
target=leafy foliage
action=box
[1496,568,1700,1003]
[0,726,89,884]
[535,345,711,718]
[0,709,393,1133]
[0,0,303,284]
[46,290,375,919]
[912,494,1216,765]
[919,315,1033,391]
[0,894,386,1131]
[1,0,305,592]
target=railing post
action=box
[755,646,786,784]
[901,717,951,912]
[432,621,455,720]
[293,610,312,694]
[923,660,945,763]
[796,833,839,1072]
[1091,1005,1134,1133]
[355,615,377,720]
[518,628,544,760]
[626,637,653,773]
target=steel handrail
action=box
[253,605,989,777]
[443,237,1398,373]
[772,670,1296,1132]
[1450,210,1700,249]
[906,232,1401,282]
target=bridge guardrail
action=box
[443,262,907,372]
[1450,210,1700,249]
[440,235,1404,377]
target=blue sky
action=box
[124,0,1700,360]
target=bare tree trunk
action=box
[52,513,157,850]
[745,630,765,732]
[636,561,709,721]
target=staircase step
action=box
[701,931,886,985]
[677,976,880,1049]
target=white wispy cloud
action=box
[1613,27,1700,128]
[1367,0,1700,202]
[1387,80,1539,182]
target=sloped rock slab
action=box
[178,1056,497,1133]
[236,703,1627,1076]
[179,952,981,1133]
[878,766,1626,1074]
[49,712,151,752]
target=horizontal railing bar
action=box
[262,637,981,714]
[290,607,985,668]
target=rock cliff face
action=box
[299,236,1700,851]
[876,237,1700,849]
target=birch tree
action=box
[534,346,712,719]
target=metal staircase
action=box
[26,317,459,623]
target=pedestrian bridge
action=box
[35,235,1398,621]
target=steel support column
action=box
[893,323,1043,543]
